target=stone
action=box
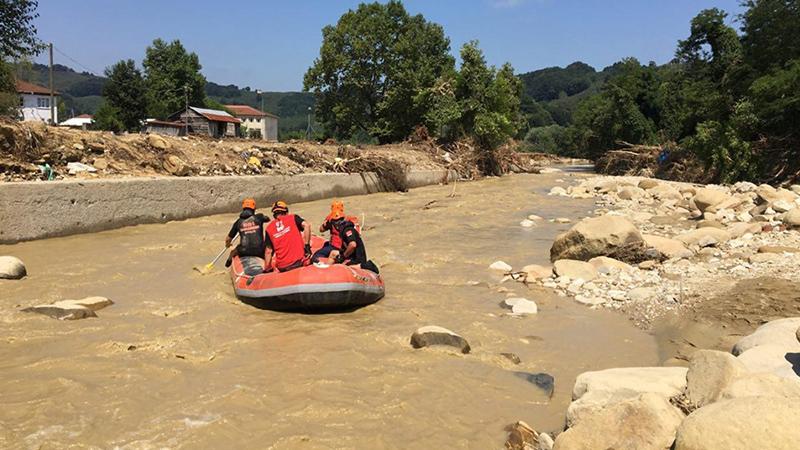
[628,287,658,303]
[501,353,522,365]
[573,366,688,401]
[550,216,643,262]
[721,372,800,400]
[504,421,540,450]
[643,234,693,259]
[554,393,683,450]
[410,326,470,354]
[695,219,724,229]
[490,261,513,272]
[23,302,96,320]
[66,296,114,311]
[638,179,660,190]
[520,219,536,228]
[618,186,645,200]
[758,245,800,254]
[163,155,191,176]
[748,253,781,263]
[92,157,108,170]
[528,214,544,221]
[574,295,604,306]
[553,217,571,224]
[675,228,731,246]
[538,433,554,450]
[736,344,800,379]
[521,264,553,280]
[588,256,632,273]
[548,186,568,196]
[732,317,800,356]
[553,260,598,281]
[515,372,555,399]
[783,208,800,227]
[504,298,538,315]
[0,255,27,279]
[638,260,658,270]
[726,222,761,238]
[147,134,169,150]
[684,350,747,408]
[566,389,643,427]
[674,397,800,450]
[692,188,730,213]
[757,184,797,204]
[649,184,683,201]
[773,199,795,213]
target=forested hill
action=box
[19,63,315,135]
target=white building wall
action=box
[20,94,57,123]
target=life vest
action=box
[328,215,359,249]
[266,214,305,269]
[236,213,265,257]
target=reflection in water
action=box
[0,173,659,449]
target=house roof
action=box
[76,114,93,119]
[16,79,59,95]
[190,106,241,124]
[224,104,279,119]
[146,119,184,128]
[59,116,94,127]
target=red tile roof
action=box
[16,79,58,95]
[224,104,278,119]
[76,114,93,119]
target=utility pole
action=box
[306,106,314,140]
[48,43,54,125]
[256,89,263,112]
[184,85,189,136]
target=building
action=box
[168,106,241,138]
[59,114,94,129]
[224,104,278,141]
[16,79,59,124]
[143,119,186,137]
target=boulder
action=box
[732,317,800,356]
[20,296,113,320]
[66,296,114,311]
[638,179,660,190]
[553,260,598,281]
[674,397,800,450]
[684,350,747,408]
[514,372,555,399]
[566,388,644,427]
[675,228,731,247]
[521,264,552,280]
[0,256,27,279]
[772,199,795,213]
[649,184,683,201]
[721,372,800,400]
[554,393,683,450]
[490,261,513,272]
[573,366,688,401]
[735,344,800,379]
[550,216,643,262]
[146,134,170,150]
[783,208,800,227]
[618,186,645,200]
[756,184,796,205]
[588,256,632,273]
[410,326,470,354]
[643,235,692,259]
[726,222,761,238]
[692,188,730,213]
[162,155,191,176]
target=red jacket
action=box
[266,214,305,270]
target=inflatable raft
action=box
[229,238,384,311]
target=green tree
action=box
[103,59,146,131]
[93,102,124,132]
[303,1,454,142]
[740,0,800,74]
[143,39,206,119]
[0,0,44,59]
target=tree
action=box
[303,1,454,142]
[93,102,124,132]
[143,39,206,119]
[103,59,146,131]
[740,0,800,73]
[0,59,18,117]
[0,0,44,59]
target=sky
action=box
[33,0,746,92]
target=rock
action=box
[503,298,538,315]
[550,216,643,262]
[573,366,688,401]
[574,295,604,306]
[553,260,598,281]
[735,344,800,379]
[566,388,643,427]
[66,296,114,311]
[732,317,800,356]
[588,256,632,273]
[758,245,800,254]
[756,184,796,205]
[538,433,554,450]
[20,296,113,320]
[0,256,27,279]
[675,228,732,246]
[515,372,555,399]
[773,199,795,213]
[554,393,683,450]
[548,186,568,196]
[520,219,536,228]
[521,264,553,280]
[92,157,108,170]
[726,222,761,238]
[649,184,683,201]
[638,179,660,190]
[528,214,544,221]
[692,188,731,213]
[696,219,724,229]
[618,186,645,200]
[162,155,191,176]
[501,353,522,365]
[490,261,513,272]
[505,421,546,450]
[410,326,470,354]
[721,372,800,400]
[638,260,658,270]
[674,397,800,450]
[643,235,693,259]
[147,134,170,150]
[783,208,800,227]
[553,217,571,224]
[684,350,747,408]
[749,253,781,263]
[628,287,658,302]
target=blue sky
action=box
[33,0,745,91]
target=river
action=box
[0,172,661,449]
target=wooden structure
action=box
[144,119,186,137]
[168,106,241,138]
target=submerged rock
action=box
[410,326,470,354]
[550,216,643,262]
[0,256,27,280]
[514,372,555,399]
[490,261,513,272]
[22,296,113,320]
[503,298,539,316]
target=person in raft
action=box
[265,200,312,272]
[334,217,380,274]
[312,200,347,263]
[225,198,268,276]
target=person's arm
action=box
[263,233,274,271]
[295,215,312,246]
[226,221,238,247]
[319,218,329,233]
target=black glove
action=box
[304,244,312,257]
[224,255,233,268]
[334,253,345,264]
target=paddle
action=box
[194,235,238,274]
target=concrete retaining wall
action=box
[0,170,453,243]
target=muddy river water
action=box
[1,173,664,449]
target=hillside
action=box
[18,63,317,137]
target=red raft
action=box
[229,239,384,311]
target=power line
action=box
[52,45,104,76]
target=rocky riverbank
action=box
[502,171,800,449]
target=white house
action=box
[224,104,278,141]
[59,114,94,129]
[17,79,58,124]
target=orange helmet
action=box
[329,200,345,220]
[271,200,289,214]
[242,198,256,210]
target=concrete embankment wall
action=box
[0,170,453,244]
